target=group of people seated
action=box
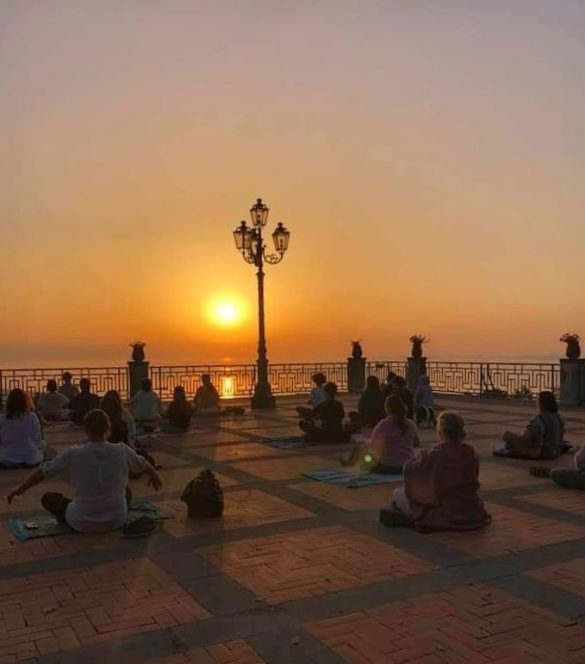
[2,369,583,538]
[296,372,436,443]
[294,374,584,532]
[130,374,245,433]
[28,372,244,438]
[35,373,100,425]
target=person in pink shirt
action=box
[341,395,419,473]
[381,411,491,532]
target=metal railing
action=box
[0,360,561,401]
[0,367,128,401]
[149,362,349,400]
[426,361,559,398]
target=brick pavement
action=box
[0,395,584,663]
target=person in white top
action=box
[37,380,70,421]
[7,409,162,532]
[296,372,327,418]
[0,389,46,468]
[130,378,162,430]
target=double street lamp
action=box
[233,198,290,409]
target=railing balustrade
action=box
[0,367,128,401]
[0,360,561,402]
[426,361,559,398]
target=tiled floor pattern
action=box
[202,525,435,604]
[307,585,585,663]
[0,395,584,662]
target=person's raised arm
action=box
[7,468,45,504]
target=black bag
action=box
[181,469,224,518]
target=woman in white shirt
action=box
[0,389,45,468]
[130,378,162,432]
[37,379,69,421]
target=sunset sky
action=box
[1,1,583,368]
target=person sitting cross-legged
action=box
[530,444,585,489]
[381,411,491,532]
[299,382,346,443]
[130,378,163,432]
[193,374,221,416]
[342,395,419,473]
[69,378,100,426]
[164,386,193,433]
[0,389,46,469]
[7,409,162,534]
[414,375,436,427]
[296,372,327,419]
[59,372,80,402]
[383,372,398,398]
[37,379,70,422]
[493,391,564,460]
[389,376,414,420]
[101,390,130,445]
[346,375,387,434]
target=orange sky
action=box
[1,1,583,367]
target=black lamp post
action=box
[233,198,290,409]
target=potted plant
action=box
[560,333,581,360]
[409,335,429,359]
[351,340,363,359]
[129,341,146,363]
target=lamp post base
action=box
[251,383,276,409]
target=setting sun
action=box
[205,296,246,328]
[216,302,238,324]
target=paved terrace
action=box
[1,396,585,663]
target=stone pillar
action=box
[407,357,427,392]
[128,361,149,398]
[347,357,366,394]
[560,359,585,407]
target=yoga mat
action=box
[260,435,310,450]
[8,500,172,543]
[303,468,403,488]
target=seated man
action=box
[193,374,221,416]
[69,378,100,426]
[37,379,70,421]
[493,391,564,460]
[381,411,491,532]
[59,372,80,402]
[7,409,162,533]
[299,382,346,443]
[296,372,327,419]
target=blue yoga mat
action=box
[260,435,310,450]
[303,468,403,488]
[8,500,172,543]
